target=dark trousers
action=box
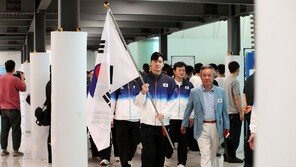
[1,109,22,150]
[244,112,253,167]
[225,113,242,159]
[169,120,188,166]
[48,126,52,163]
[98,146,111,160]
[88,128,99,158]
[89,127,118,160]
[111,126,119,157]
[115,120,140,167]
[187,126,199,151]
[141,123,167,167]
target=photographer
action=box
[13,71,24,80]
[0,60,26,156]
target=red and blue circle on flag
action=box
[89,63,101,97]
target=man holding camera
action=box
[0,60,26,156]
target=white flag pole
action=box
[107,8,175,150]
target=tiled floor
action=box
[0,133,244,167]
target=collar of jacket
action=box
[148,72,162,79]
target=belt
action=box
[203,120,216,123]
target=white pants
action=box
[197,123,219,167]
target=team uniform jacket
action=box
[113,80,141,120]
[170,79,194,120]
[135,72,176,126]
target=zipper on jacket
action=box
[154,76,158,125]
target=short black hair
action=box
[150,52,164,61]
[142,63,149,73]
[143,63,149,69]
[162,63,170,71]
[209,63,218,70]
[173,62,186,70]
[185,65,194,75]
[5,60,15,72]
[162,63,173,76]
[194,63,203,73]
[228,61,240,73]
[217,64,225,75]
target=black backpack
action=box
[26,94,30,105]
[35,106,50,126]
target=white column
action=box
[257,0,296,167]
[20,62,31,133]
[30,53,50,160]
[51,32,87,167]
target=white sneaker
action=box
[164,158,171,167]
[177,164,185,167]
[100,159,110,166]
[115,157,120,162]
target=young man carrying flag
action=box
[135,52,176,167]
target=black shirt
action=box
[45,79,51,115]
[213,80,219,87]
[243,73,255,105]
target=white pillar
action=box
[30,53,50,160]
[20,62,31,133]
[257,0,296,166]
[51,32,87,167]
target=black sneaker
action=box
[228,157,244,163]
[1,150,9,156]
[13,151,24,157]
[223,154,228,162]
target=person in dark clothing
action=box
[88,129,99,158]
[98,146,112,166]
[243,72,255,167]
[45,66,52,163]
[142,63,150,76]
[98,127,120,166]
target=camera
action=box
[13,71,24,80]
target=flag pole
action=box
[107,8,175,150]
